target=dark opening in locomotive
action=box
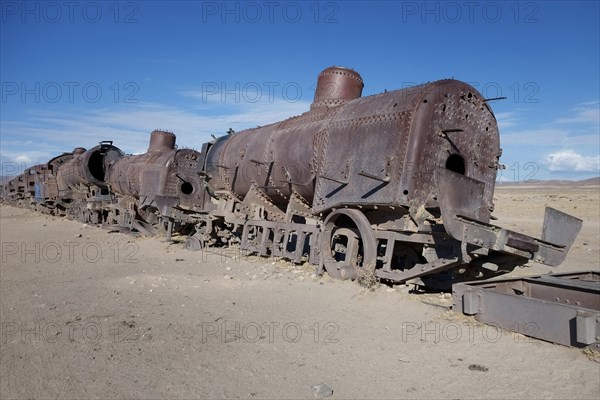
[180,182,194,195]
[88,150,106,181]
[445,154,465,175]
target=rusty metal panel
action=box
[107,154,144,195]
[312,95,413,213]
[139,151,177,197]
[542,207,583,248]
[167,149,206,210]
[453,271,600,347]
[213,108,334,208]
[436,168,488,223]
[401,80,499,215]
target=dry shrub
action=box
[582,347,600,363]
[355,262,379,290]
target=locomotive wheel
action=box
[185,236,204,251]
[320,209,377,280]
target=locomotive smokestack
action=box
[311,66,364,109]
[148,130,176,152]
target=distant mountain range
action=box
[496,177,600,187]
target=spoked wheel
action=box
[319,209,376,280]
[185,236,204,251]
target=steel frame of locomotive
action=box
[1,66,583,288]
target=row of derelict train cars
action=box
[1,67,583,288]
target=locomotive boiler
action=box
[106,130,207,235]
[55,141,124,223]
[35,149,85,209]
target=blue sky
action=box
[1,0,599,181]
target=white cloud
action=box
[14,155,32,163]
[495,111,519,129]
[541,150,600,172]
[501,129,599,147]
[555,104,599,124]
[501,101,599,148]
[499,102,600,149]
[0,150,57,176]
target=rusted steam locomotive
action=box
[1,66,583,286]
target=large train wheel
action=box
[320,209,377,280]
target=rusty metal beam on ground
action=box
[452,271,600,348]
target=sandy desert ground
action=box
[1,183,599,399]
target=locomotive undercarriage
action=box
[171,185,526,288]
[182,188,321,264]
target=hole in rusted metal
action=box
[88,151,105,181]
[403,190,409,195]
[446,154,465,175]
[180,182,194,194]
